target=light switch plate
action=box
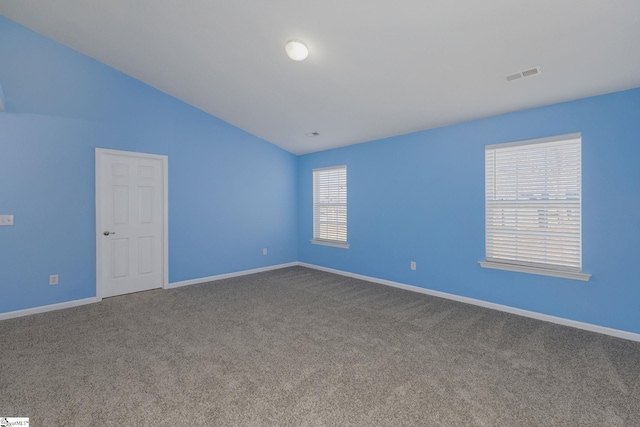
[0,215,14,226]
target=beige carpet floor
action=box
[1,266,639,426]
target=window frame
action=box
[479,133,590,281]
[311,165,349,249]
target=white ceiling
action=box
[1,1,639,154]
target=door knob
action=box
[103,231,115,236]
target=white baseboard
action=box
[4,263,637,343]
[0,297,98,321]
[0,263,297,321]
[167,262,299,289]
[299,262,640,343]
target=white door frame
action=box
[95,148,169,301]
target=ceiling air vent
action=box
[506,66,542,82]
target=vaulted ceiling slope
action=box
[1,1,639,154]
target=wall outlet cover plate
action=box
[0,215,14,226]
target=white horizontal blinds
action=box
[313,166,347,243]
[485,135,582,272]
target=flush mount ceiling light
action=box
[285,39,308,61]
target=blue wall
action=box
[298,87,640,334]
[0,17,298,313]
[2,16,639,337]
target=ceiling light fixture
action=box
[285,39,308,61]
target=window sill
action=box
[311,239,350,249]
[479,261,591,281]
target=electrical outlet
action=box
[49,274,59,285]
[0,214,14,226]
[410,261,416,271]
[262,248,268,255]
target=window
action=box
[312,165,348,248]
[480,133,590,281]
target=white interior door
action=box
[96,149,167,298]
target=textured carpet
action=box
[1,266,639,426]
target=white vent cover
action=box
[506,66,542,82]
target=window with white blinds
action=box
[313,165,348,247]
[482,133,589,280]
